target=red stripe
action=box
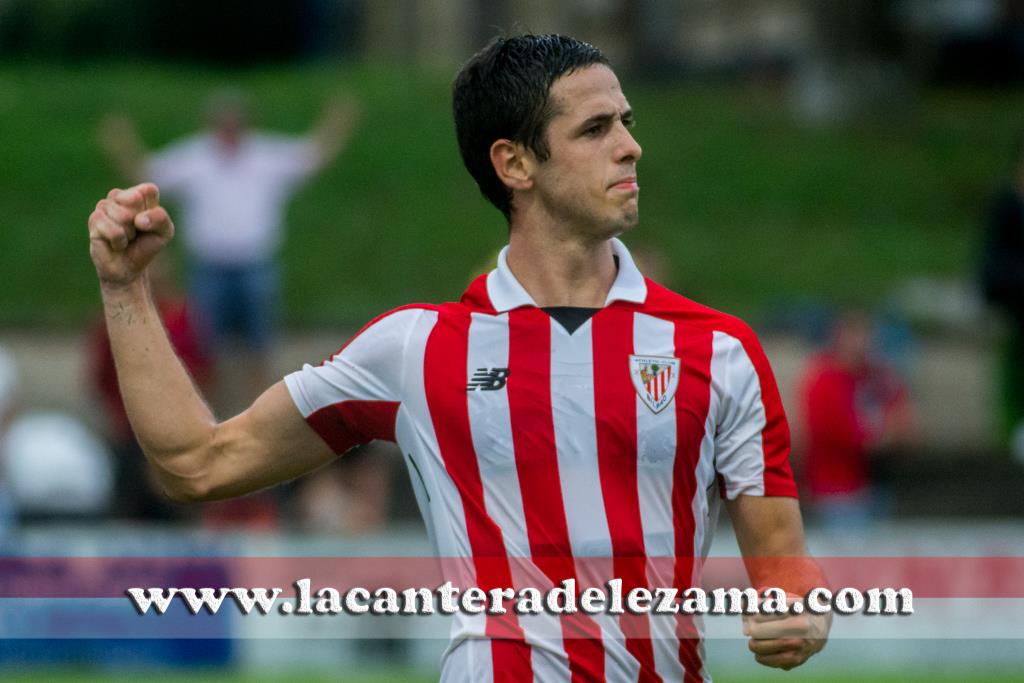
[423,304,532,679]
[672,323,714,682]
[459,273,498,314]
[507,309,605,683]
[306,400,400,454]
[592,308,661,683]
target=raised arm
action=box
[308,96,362,172]
[726,495,830,671]
[97,114,148,183]
[88,183,334,502]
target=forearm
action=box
[101,277,217,496]
[732,496,831,669]
[744,542,826,597]
[728,496,826,594]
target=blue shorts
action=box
[190,260,278,352]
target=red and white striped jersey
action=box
[285,238,797,683]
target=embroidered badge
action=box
[629,355,681,413]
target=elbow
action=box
[159,472,215,504]
[162,480,210,504]
[145,446,218,504]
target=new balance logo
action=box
[467,367,510,391]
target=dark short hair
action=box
[452,34,609,219]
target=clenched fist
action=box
[743,594,830,670]
[88,183,174,288]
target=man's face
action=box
[212,109,246,150]
[528,64,642,238]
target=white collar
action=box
[485,237,648,313]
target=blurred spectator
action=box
[98,89,361,407]
[979,137,1024,450]
[87,255,209,521]
[797,310,916,529]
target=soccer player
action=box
[88,35,828,681]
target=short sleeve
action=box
[712,329,797,499]
[285,307,422,455]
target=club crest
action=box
[629,355,681,413]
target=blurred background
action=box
[0,0,1023,681]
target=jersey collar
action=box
[484,237,648,313]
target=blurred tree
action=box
[0,0,363,64]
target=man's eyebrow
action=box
[575,108,634,132]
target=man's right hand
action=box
[88,183,174,289]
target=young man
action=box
[89,35,827,681]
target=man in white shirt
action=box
[99,90,360,400]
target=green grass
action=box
[1,62,1020,328]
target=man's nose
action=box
[616,124,642,163]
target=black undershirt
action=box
[542,306,600,335]
[538,256,617,334]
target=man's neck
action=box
[505,225,618,308]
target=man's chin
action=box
[618,208,639,232]
[603,214,639,241]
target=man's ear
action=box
[489,139,534,193]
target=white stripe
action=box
[633,312,687,683]
[549,319,612,558]
[633,313,679,558]
[710,331,767,498]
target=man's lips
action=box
[610,177,639,191]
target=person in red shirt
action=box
[798,310,915,528]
